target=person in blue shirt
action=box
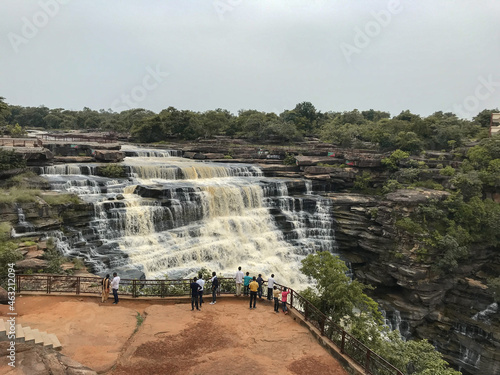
[243,272,252,296]
[190,277,201,311]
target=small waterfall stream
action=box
[40,146,338,285]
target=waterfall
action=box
[459,345,481,369]
[39,148,337,286]
[472,303,498,324]
[13,205,36,236]
[381,309,411,340]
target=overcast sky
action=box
[1,0,499,118]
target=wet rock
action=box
[93,150,125,162]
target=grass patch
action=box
[40,193,81,205]
[134,312,144,333]
[0,188,41,204]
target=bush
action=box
[99,164,126,178]
[353,171,372,191]
[411,180,444,190]
[382,149,410,170]
[283,153,296,165]
[0,149,26,171]
[395,217,424,234]
[0,222,11,242]
[382,179,403,194]
[440,166,456,176]
[0,242,22,288]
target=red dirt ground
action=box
[0,295,348,375]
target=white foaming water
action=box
[41,148,336,287]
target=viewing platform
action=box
[4,274,405,375]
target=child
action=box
[281,287,290,314]
[273,286,280,313]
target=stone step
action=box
[15,324,25,343]
[48,333,62,351]
[0,319,62,350]
[40,331,53,349]
[23,326,35,344]
[30,328,43,345]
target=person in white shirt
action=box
[267,274,275,300]
[196,273,206,307]
[235,266,244,296]
[111,272,120,304]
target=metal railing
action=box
[16,274,404,375]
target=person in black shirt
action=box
[190,277,201,311]
[210,271,219,304]
[256,274,264,299]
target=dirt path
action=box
[0,296,348,375]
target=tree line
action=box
[0,97,497,151]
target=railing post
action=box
[341,331,346,354]
[76,277,80,295]
[47,276,51,294]
[132,280,137,298]
[290,289,294,309]
[161,280,165,298]
[320,316,325,336]
[15,275,20,293]
[304,303,308,322]
[365,349,371,374]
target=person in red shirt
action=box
[281,287,290,314]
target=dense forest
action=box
[0,97,497,152]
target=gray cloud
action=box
[1,0,499,118]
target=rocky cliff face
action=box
[325,190,499,375]
[6,139,499,374]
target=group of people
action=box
[101,268,290,314]
[189,271,219,311]
[234,266,290,313]
[101,272,120,304]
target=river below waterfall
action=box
[39,145,337,286]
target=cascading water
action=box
[40,146,338,286]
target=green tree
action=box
[0,97,10,125]
[0,149,26,171]
[381,149,410,170]
[473,108,499,127]
[300,252,382,327]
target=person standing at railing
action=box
[235,266,244,296]
[273,286,281,313]
[267,274,275,300]
[111,272,120,305]
[210,272,218,305]
[101,274,110,303]
[196,273,205,307]
[256,274,264,299]
[190,277,201,311]
[243,272,252,296]
[281,287,290,314]
[249,276,259,309]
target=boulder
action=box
[25,249,45,259]
[15,258,48,271]
[93,150,125,162]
